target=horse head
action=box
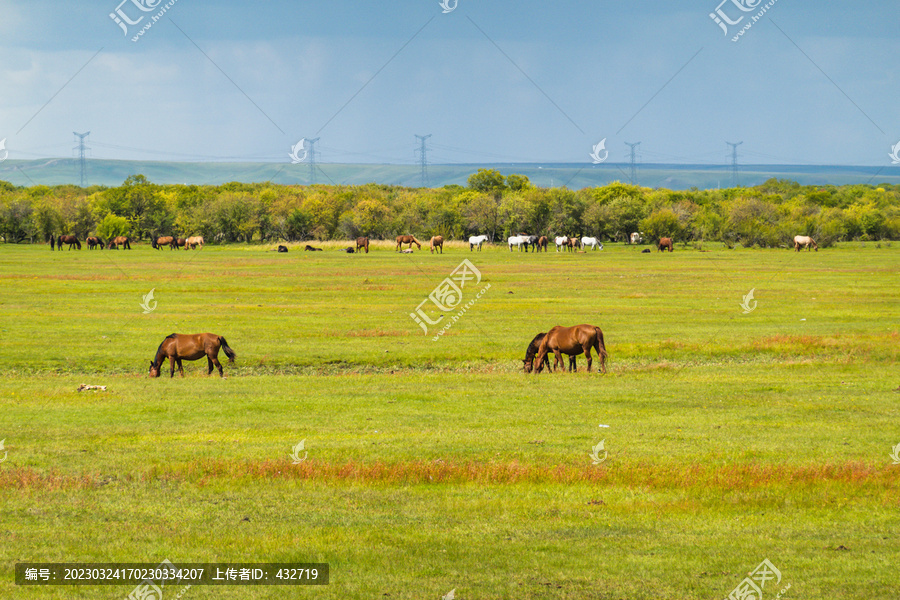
[148,360,161,377]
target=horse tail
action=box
[594,326,609,371]
[219,337,236,362]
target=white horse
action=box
[581,236,603,251]
[630,232,643,244]
[793,235,818,251]
[554,236,568,252]
[508,235,529,251]
[469,235,488,251]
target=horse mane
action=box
[525,332,545,361]
[152,334,177,365]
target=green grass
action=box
[1,241,898,598]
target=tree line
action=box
[0,170,898,247]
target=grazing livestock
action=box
[356,237,370,254]
[50,236,56,251]
[523,332,577,373]
[58,235,81,250]
[554,236,568,252]
[152,236,176,250]
[533,324,608,374]
[304,245,322,251]
[536,236,549,252]
[343,247,355,253]
[148,333,236,378]
[430,236,444,254]
[186,236,204,249]
[794,235,818,251]
[658,237,673,252]
[631,232,643,244]
[277,245,288,253]
[508,235,530,251]
[642,248,651,253]
[581,237,603,251]
[173,238,186,249]
[566,237,581,251]
[468,235,488,251]
[86,236,104,250]
[107,236,131,250]
[396,235,422,251]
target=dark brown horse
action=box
[356,237,370,253]
[566,237,581,251]
[658,237,673,252]
[523,332,577,373]
[430,236,443,254]
[533,324,608,374]
[173,238,186,249]
[86,236,104,250]
[396,235,422,251]
[108,236,131,249]
[153,236,176,250]
[537,236,548,252]
[304,245,322,251]
[50,236,56,251]
[58,235,81,250]
[148,333,236,378]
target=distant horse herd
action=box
[49,235,202,251]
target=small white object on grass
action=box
[599,424,610,428]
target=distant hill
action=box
[1,158,898,190]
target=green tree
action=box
[467,169,506,195]
[97,213,131,240]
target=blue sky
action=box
[1,0,898,167]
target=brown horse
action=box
[566,237,581,251]
[86,236,104,249]
[50,236,56,251]
[186,236,204,249]
[537,236,548,252]
[58,235,81,250]
[523,332,577,373]
[430,236,443,254]
[173,238,186,249]
[148,333,236,378]
[658,237,673,252]
[396,235,422,251]
[356,237,370,253]
[533,324,608,374]
[108,236,131,249]
[153,236,176,250]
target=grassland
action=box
[0,240,898,599]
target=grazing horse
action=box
[794,235,818,251]
[508,235,530,251]
[658,237,673,252]
[522,332,577,373]
[630,232,643,244]
[86,236,104,250]
[356,237,370,254]
[430,236,444,254]
[107,236,131,250]
[148,333,236,378]
[58,235,81,250]
[304,245,322,251]
[536,236,549,252]
[533,324,608,374]
[468,235,488,251]
[277,245,288,253]
[567,237,581,251]
[396,235,422,251]
[186,236,204,249]
[173,238,186,249]
[554,236,568,252]
[152,236,176,250]
[581,237,603,251]
[50,236,56,251]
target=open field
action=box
[1,241,898,599]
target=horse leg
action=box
[168,357,176,378]
[207,356,214,375]
[212,354,224,377]
[583,344,593,372]
[176,358,185,377]
[552,349,564,372]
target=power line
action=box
[727,141,743,187]
[73,131,90,186]
[624,141,640,185]
[415,134,431,187]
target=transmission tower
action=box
[624,141,641,186]
[306,137,320,184]
[727,141,743,187]
[415,134,432,187]
[73,131,90,186]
